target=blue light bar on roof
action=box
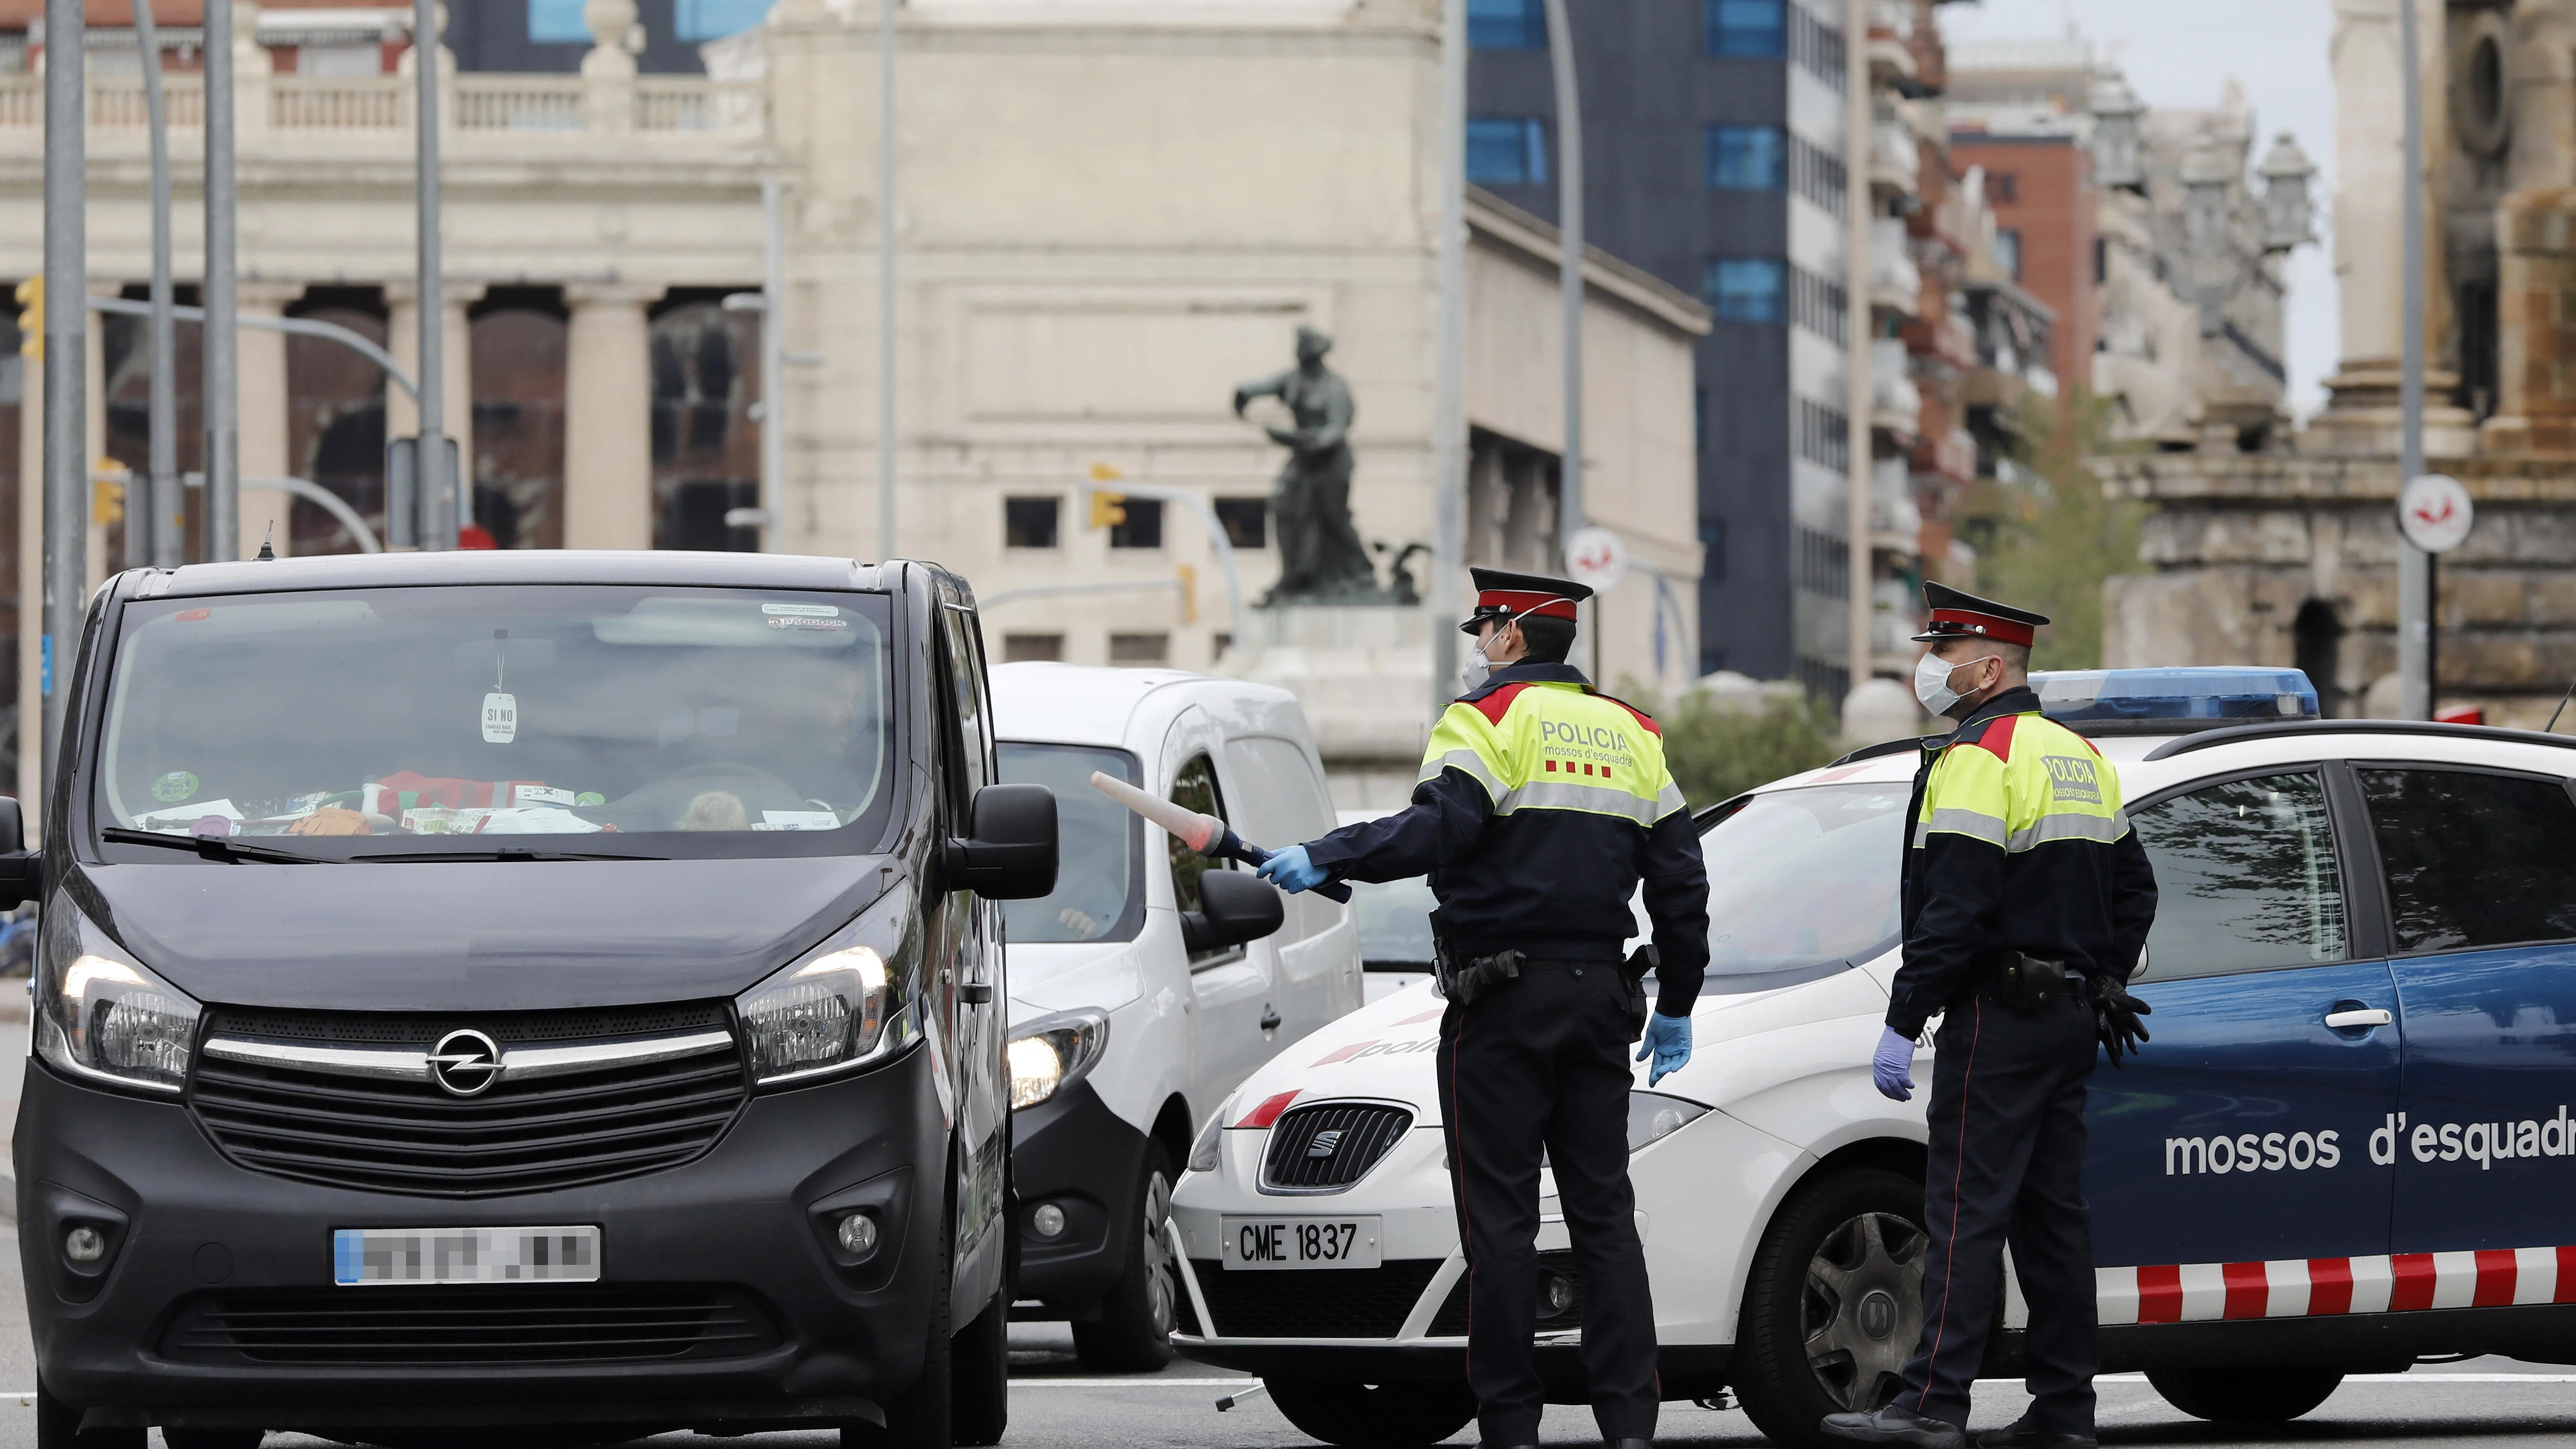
[2033,667,2320,725]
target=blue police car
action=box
[1165,669,2576,1446]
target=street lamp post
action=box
[412,0,454,550]
[40,0,86,791]
[204,0,240,562]
[1540,0,1584,621]
[877,0,898,562]
[1429,0,1468,716]
[2398,0,2432,719]
[134,0,179,570]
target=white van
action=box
[991,663,1361,1370]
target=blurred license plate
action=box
[1221,1217,1380,1270]
[334,1226,600,1285]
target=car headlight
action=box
[735,890,921,1088]
[1187,1096,1234,1174]
[1627,1090,1709,1153]
[36,891,201,1094]
[1007,1009,1108,1110]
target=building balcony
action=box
[1870,218,1921,319]
[1871,338,1921,440]
[1868,0,1919,86]
[1912,425,1977,487]
[1869,118,1919,200]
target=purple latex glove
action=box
[1872,1025,1916,1101]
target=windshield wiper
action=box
[101,827,319,865]
[349,848,671,863]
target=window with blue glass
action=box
[1704,0,1785,57]
[528,0,589,43]
[1469,0,1548,49]
[1706,125,1786,190]
[677,0,778,41]
[1705,257,1787,323]
[1467,117,1549,186]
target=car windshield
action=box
[1701,782,1909,976]
[92,585,894,859]
[997,742,1143,943]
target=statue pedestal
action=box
[1219,605,1437,809]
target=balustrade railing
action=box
[456,77,584,133]
[270,76,404,131]
[0,71,761,142]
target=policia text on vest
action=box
[1827,584,2158,1449]
[1257,568,1712,1449]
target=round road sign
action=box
[1565,527,1629,591]
[2399,473,2474,554]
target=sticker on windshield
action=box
[766,616,849,632]
[761,603,840,617]
[756,810,841,831]
[151,770,200,804]
[482,692,519,744]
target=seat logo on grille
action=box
[428,1029,503,1097]
[1307,1129,1344,1159]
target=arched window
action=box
[470,298,570,549]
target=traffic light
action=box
[1087,488,1127,530]
[15,276,40,360]
[1177,565,1197,625]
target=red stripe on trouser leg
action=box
[2390,1254,2439,1313]
[2474,1249,2519,1307]
[2559,1247,2576,1304]
[2135,1264,2183,1325]
[2221,1262,2268,1320]
[2307,1259,2355,1316]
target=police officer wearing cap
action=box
[1823,583,2157,1449]
[1257,568,1712,1449]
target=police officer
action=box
[1257,568,1711,1449]
[1822,583,2157,1449]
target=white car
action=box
[1169,668,2576,1446]
[992,663,1363,1370]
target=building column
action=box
[237,280,301,557]
[563,283,658,550]
[386,280,482,539]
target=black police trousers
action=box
[1435,960,1657,1446]
[1895,985,2100,1433]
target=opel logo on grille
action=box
[1307,1129,1344,1159]
[428,1029,503,1097]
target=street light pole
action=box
[876,0,897,562]
[413,0,453,549]
[1540,0,1586,671]
[761,174,784,552]
[2396,0,2431,720]
[41,0,86,792]
[1429,0,1468,717]
[135,0,179,569]
[204,0,239,563]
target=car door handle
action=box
[2324,1007,2392,1029]
[961,983,993,1005]
[1260,1009,1282,1032]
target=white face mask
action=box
[1913,650,1997,716]
[1460,639,1496,691]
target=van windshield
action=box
[92,585,894,859]
[1702,783,1909,976]
[997,742,1143,943]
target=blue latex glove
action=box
[1256,844,1328,894]
[1636,1011,1691,1085]
[1873,1025,1917,1101]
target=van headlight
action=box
[736,891,920,1088]
[1007,1009,1108,1110]
[36,892,201,1094]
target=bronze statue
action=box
[1234,327,1384,604]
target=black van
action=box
[5,551,1053,1449]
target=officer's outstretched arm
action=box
[2109,826,2159,980]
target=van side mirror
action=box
[944,784,1057,900]
[1182,870,1284,954]
[0,797,34,910]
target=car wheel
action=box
[1071,1143,1177,1373]
[2146,1365,2343,1423]
[1732,1166,1929,1449]
[33,1382,142,1449]
[850,1189,956,1449]
[952,1284,1010,1447]
[1266,1377,1477,1447]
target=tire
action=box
[33,1382,143,1449]
[1266,1378,1477,1448]
[1071,1142,1178,1373]
[1730,1167,1930,1449]
[849,1182,956,1449]
[2146,1365,2343,1423]
[952,1285,1010,1447]
[164,1432,264,1449]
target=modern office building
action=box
[1467,0,1939,698]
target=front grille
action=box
[1260,1102,1413,1193]
[1188,1258,1442,1338]
[162,1286,777,1365]
[190,1005,748,1198]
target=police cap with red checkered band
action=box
[1911,580,2049,647]
[1461,567,1592,636]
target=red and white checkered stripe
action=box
[2098,1247,2576,1325]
